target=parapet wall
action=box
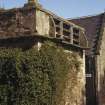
[0,3,88,49]
[0,7,36,38]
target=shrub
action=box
[0,42,81,105]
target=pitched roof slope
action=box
[68,13,104,55]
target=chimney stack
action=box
[28,0,38,4]
[24,0,41,8]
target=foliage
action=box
[0,42,81,105]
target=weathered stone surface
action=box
[55,51,86,105]
[97,35,105,105]
[36,10,50,36]
[96,14,105,105]
[0,8,36,38]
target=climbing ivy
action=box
[0,42,81,105]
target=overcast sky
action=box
[1,0,105,18]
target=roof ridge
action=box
[67,12,104,20]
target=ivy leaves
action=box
[0,42,80,105]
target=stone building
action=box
[0,0,88,105]
[69,12,105,105]
[2,0,105,105]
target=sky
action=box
[1,0,105,18]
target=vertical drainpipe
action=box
[83,50,86,105]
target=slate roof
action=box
[68,13,104,55]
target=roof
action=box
[68,13,104,55]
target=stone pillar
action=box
[70,25,73,44]
[60,21,63,39]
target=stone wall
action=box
[0,8,36,38]
[36,9,50,36]
[96,14,105,105]
[0,7,53,38]
[59,51,86,105]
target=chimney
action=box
[28,0,38,4]
[24,0,41,8]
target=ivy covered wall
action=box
[0,42,85,105]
